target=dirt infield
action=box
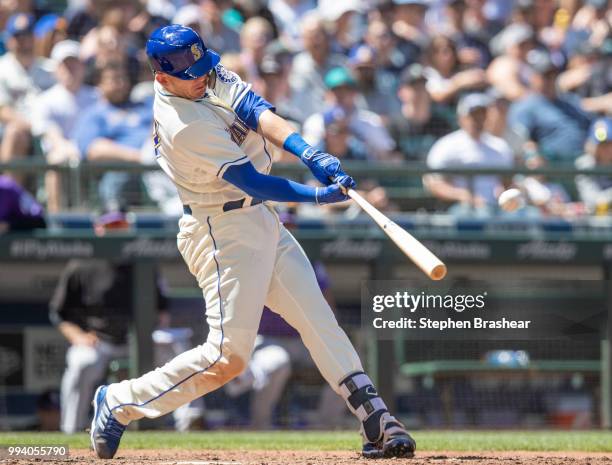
[3,449,612,465]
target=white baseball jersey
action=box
[152,64,273,208]
[0,52,55,117]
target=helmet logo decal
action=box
[191,43,203,61]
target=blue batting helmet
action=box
[146,24,220,80]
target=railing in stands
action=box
[1,159,611,210]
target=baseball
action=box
[498,188,525,212]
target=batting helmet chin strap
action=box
[339,371,389,443]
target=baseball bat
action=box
[347,189,447,280]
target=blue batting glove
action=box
[316,184,351,204]
[333,174,356,194]
[301,149,348,186]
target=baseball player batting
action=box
[90,24,416,460]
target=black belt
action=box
[183,198,263,215]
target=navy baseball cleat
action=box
[90,385,126,459]
[361,413,416,459]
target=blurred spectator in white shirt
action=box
[32,40,99,212]
[0,13,55,182]
[424,93,514,213]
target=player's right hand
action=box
[334,174,356,194]
[301,149,348,186]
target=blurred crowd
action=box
[0,0,610,223]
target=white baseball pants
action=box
[106,204,363,424]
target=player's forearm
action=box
[265,126,352,188]
[257,109,297,150]
[223,162,347,204]
[243,175,319,202]
[224,162,318,202]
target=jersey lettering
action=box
[215,64,237,84]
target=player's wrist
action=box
[316,186,332,205]
[283,132,318,162]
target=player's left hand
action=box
[301,149,348,186]
[315,175,356,204]
[316,184,350,204]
